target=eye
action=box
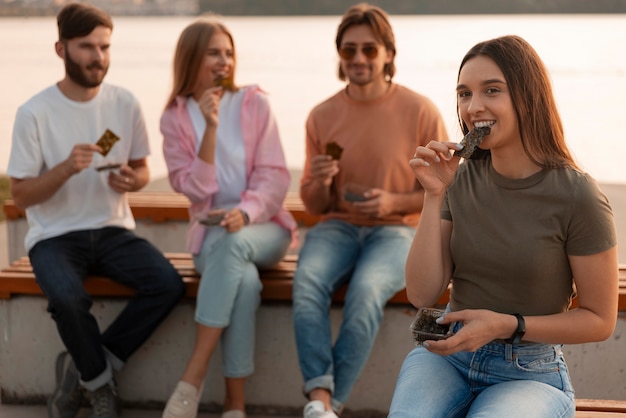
[485,87,501,94]
[457,90,472,99]
[338,46,357,60]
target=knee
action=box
[47,292,92,319]
[157,268,186,300]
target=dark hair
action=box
[458,35,578,169]
[335,3,396,81]
[165,17,237,108]
[57,2,113,41]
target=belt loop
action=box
[505,342,513,361]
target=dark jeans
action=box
[29,227,185,382]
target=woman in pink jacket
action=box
[161,17,297,418]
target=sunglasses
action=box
[338,45,379,60]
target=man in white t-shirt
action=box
[6,4,184,418]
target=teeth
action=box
[474,121,494,128]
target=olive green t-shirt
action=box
[442,157,616,316]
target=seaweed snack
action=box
[214,75,234,91]
[410,308,453,345]
[199,210,226,227]
[453,126,491,159]
[325,141,343,160]
[96,129,120,157]
[95,163,122,172]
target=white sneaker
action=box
[162,381,203,418]
[303,400,338,418]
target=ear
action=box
[385,48,394,64]
[55,41,64,59]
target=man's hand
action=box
[64,143,101,175]
[309,154,339,187]
[108,164,136,193]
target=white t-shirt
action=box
[7,83,150,251]
[187,90,246,210]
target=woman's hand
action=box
[420,309,518,355]
[410,141,464,195]
[197,87,223,128]
[220,207,247,233]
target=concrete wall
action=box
[1,296,625,414]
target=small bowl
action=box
[410,308,453,344]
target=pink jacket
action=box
[160,85,297,254]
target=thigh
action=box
[28,233,91,301]
[468,380,575,418]
[390,346,471,418]
[349,226,415,299]
[94,228,180,291]
[295,220,360,292]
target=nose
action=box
[466,94,485,114]
[352,48,368,63]
[92,46,106,62]
[217,52,231,64]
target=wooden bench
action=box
[3,192,626,416]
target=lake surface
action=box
[1,14,625,183]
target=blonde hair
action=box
[165,17,237,108]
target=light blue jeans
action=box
[389,322,576,418]
[193,222,291,378]
[293,220,415,411]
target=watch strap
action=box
[506,313,526,344]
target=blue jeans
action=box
[389,322,576,418]
[193,222,291,377]
[293,220,415,411]
[29,227,185,391]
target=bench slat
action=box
[576,398,626,412]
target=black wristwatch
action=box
[506,313,526,344]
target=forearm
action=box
[300,179,332,215]
[390,189,424,215]
[521,308,616,344]
[129,163,149,191]
[10,163,74,209]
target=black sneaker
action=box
[48,351,83,418]
[88,380,121,418]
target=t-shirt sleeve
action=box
[7,105,44,179]
[566,174,617,256]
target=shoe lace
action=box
[91,384,116,417]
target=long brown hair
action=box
[165,17,237,108]
[335,3,396,82]
[458,35,578,169]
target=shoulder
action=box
[392,84,440,111]
[308,90,345,118]
[99,83,139,104]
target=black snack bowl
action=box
[410,308,453,344]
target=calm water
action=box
[2,15,626,183]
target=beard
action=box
[64,49,108,88]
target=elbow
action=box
[595,319,617,342]
[9,186,29,210]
